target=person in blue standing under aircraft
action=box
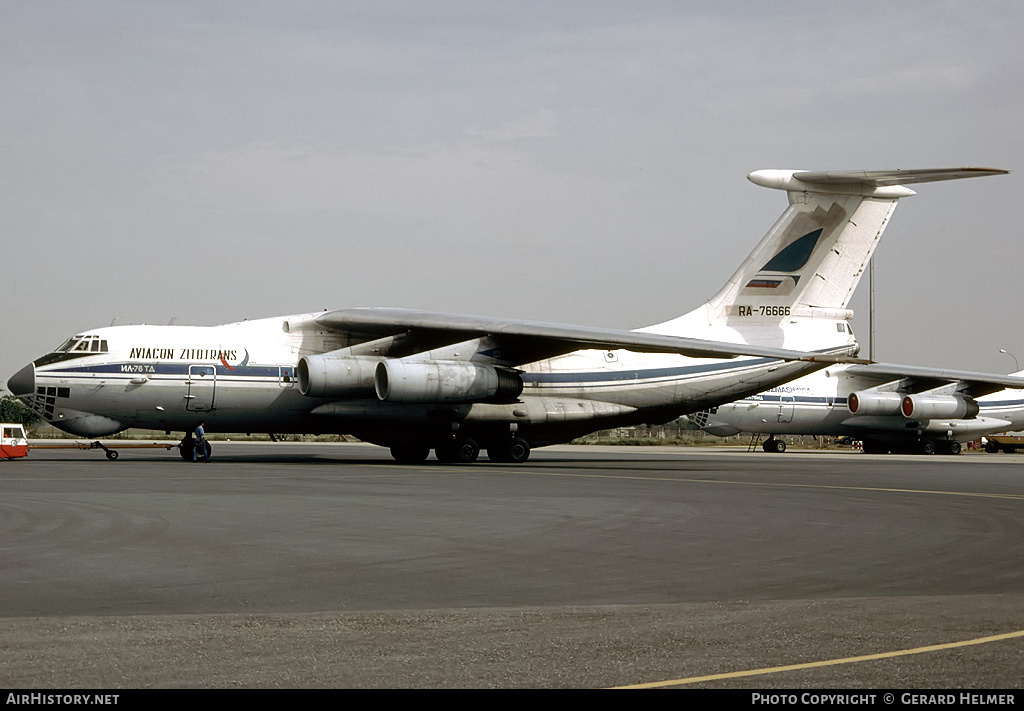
[193,421,209,462]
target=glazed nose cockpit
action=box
[6,333,111,407]
[7,334,110,399]
[6,335,124,437]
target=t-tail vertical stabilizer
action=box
[643,167,1008,348]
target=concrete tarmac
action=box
[1,442,1022,688]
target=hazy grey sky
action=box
[3,1,1023,385]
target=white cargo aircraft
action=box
[7,167,1007,463]
[691,365,1024,455]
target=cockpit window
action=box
[55,335,108,354]
[34,334,109,366]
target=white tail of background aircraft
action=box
[7,167,1007,463]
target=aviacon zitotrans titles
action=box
[6,167,1007,463]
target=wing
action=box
[315,307,861,365]
[844,363,1024,398]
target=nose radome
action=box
[7,363,35,396]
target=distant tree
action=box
[0,395,39,428]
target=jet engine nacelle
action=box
[901,394,979,420]
[847,390,903,416]
[375,360,524,404]
[297,353,378,398]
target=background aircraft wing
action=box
[315,308,861,366]
[843,363,1024,398]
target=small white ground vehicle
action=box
[0,423,29,459]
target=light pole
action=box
[869,257,875,361]
[999,348,1019,372]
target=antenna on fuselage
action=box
[109,317,118,327]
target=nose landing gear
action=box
[178,436,212,462]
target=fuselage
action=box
[694,367,1024,444]
[9,311,856,447]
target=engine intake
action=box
[375,361,523,404]
[901,394,979,420]
[847,391,903,416]
[297,353,378,398]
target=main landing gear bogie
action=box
[435,437,481,464]
[913,439,961,455]
[391,435,531,464]
[860,439,962,455]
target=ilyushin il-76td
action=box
[7,167,1006,463]
[691,363,1024,455]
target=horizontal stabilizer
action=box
[748,167,1008,197]
[795,167,1008,187]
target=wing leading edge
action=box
[315,308,862,365]
[844,363,1024,398]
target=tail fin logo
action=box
[760,228,823,273]
[742,227,824,296]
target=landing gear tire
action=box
[862,440,888,454]
[105,449,119,460]
[762,438,786,453]
[485,446,507,462]
[436,437,480,464]
[920,440,936,455]
[487,436,531,463]
[947,441,962,455]
[508,437,530,463]
[390,445,430,463]
[985,441,999,453]
[181,439,211,461]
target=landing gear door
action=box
[186,365,216,411]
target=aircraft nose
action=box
[7,363,35,396]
